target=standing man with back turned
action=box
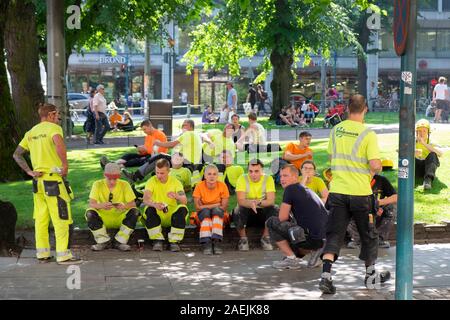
[319,94,390,294]
[13,103,82,265]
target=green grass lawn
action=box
[1,126,448,229]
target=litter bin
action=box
[148,99,173,138]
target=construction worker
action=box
[193,164,230,255]
[299,160,329,204]
[216,150,245,195]
[169,152,192,193]
[201,124,236,164]
[233,159,277,251]
[142,158,189,252]
[13,103,81,265]
[415,119,443,190]
[319,94,390,294]
[86,163,140,251]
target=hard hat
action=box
[415,119,430,131]
[381,159,394,170]
[323,168,332,182]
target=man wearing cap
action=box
[415,119,443,190]
[93,84,110,144]
[86,163,140,251]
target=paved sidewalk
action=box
[1,243,449,300]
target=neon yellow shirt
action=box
[202,129,235,159]
[144,175,184,212]
[175,130,203,164]
[218,166,245,188]
[236,174,275,200]
[89,179,136,213]
[415,141,433,160]
[299,176,327,197]
[19,121,64,173]
[327,120,380,196]
[170,167,192,190]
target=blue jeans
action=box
[94,112,109,143]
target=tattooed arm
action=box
[13,146,42,178]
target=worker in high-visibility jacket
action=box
[415,119,443,190]
[86,163,140,251]
[216,150,244,195]
[141,158,189,252]
[13,103,82,265]
[319,94,391,295]
[201,124,236,164]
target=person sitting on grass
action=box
[276,106,297,126]
[267,164,328,269]
[116,111,134,132]
[86,163,140,252]
[299,160,329,204]
[202,105,218,123]
[141,159,189,252]
[109,106,123,131]
[193,164,230,255]
[216,150,245,195]
[201,124,236,164]
[236,113,280,153]
[169,152,192,193]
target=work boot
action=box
[152,240,164,251]
[114,241,131,252]
[100,155,110,170]
[319,273,336,294]
[272,257,302,270]
[91,241,111,251]
[238,238,249,251]
[260,236,273,251]
[122,169,137,183]
[202,242,213,255]
[38,257,54,264]
[169,243,181,252]
[213,241,223,255]
[423,177,432,190]
[57,257,83,265]
[364,270,391,289]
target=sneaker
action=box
[272,257,302,270]
[169,243,181,252]
[260,236,273,251]
[319,275,336,294]
[238,238,249,251]
[213,241,223,255]
[57,257,83,265]
[307,248,323,268]
[347,241,360,249]
[364,270,391,289]
[378,240,390,249]
[423,177,432,190]
[91,241,111,251]
[114,242,131,252]
[100,155,110,170]
[122,169,137,183]
[152,240,164,251]
[202,242,213,255]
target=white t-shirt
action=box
[434,83,448,100]
[247,122,267,145]
[93,93,107,114]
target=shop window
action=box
[437,29,450,57]
[417,30,437,58]
[418,0,438,11]
[379,30,395,57]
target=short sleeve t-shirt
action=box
[144,130,168,154]
[202,129,235,158]
[93,93,107,114]
[19,121,64,174]
[415,141,435,160]
[175,130,203,164]
[327,120,380,196]
[299,176,327,197]
[89,179,136,210]
[284,143,313,170]
[236,175,275,200]
[434,83,448,100]
[283,183,329,240]
[227,88,238,108]
[219,166,245,188]
[170,167,192,190]
[193,180,230,205]
[145,175,184,212]
[372,175,396,200]
[109,113,123,127]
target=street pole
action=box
[395,0,417,300]
[144,37,151,118]
[46,0,67,136]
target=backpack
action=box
[0,200,22,257]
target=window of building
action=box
[379,30,395,57]
[443,0,450,11]
[437,29,450,57]
[418,0,438,11]
[417,30,437,58]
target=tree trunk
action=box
[0,0,23,182]
[4,0,44,135]
[357,14,370,100]
[269,50,293,120]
